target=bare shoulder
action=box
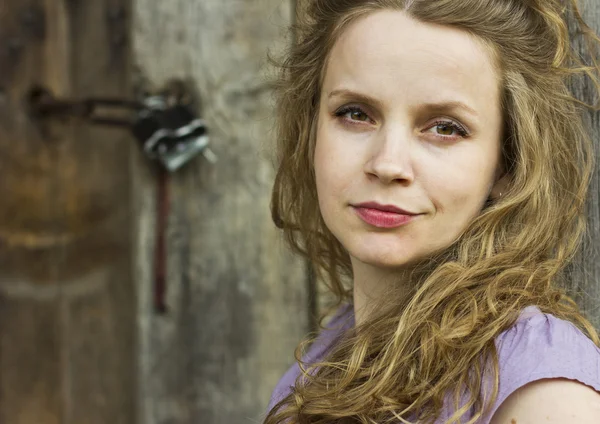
[490,378,600,424]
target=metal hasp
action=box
[29,82,217,171]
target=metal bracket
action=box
[28,82,217,172]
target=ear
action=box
[490,173,510,200]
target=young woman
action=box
[265,0,600,422]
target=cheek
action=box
[428,153,497,214]
[313,118,329,174]
[314,132,339,210]
[314,137,329,196]
[314,125,349,196]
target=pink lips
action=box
[352,202,418,228]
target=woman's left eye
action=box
[428,121,469,139]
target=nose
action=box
[363,126,415,185]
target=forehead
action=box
[322,10,501,112]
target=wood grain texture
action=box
[132,1,309,423]
[0,0,135,423]
[567,0,600,331]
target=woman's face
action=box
[314,10,504,271]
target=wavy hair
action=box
[267,0,600,423]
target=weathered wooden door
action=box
[0,0,309,423]
[569,1,600,330]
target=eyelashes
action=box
[333,105,470,139]
[334,105,373,124]
[431,120,469,138]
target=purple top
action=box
[267,304,600,423]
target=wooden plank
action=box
[0,2,66,422]
[568,0,600,330]
[0,298,63,424]
[132,0,310,422]
[0,0,135,423]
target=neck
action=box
[351,260,415,326]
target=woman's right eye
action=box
[334,106,373,124]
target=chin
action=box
[351,248,421,270]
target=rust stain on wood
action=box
[0,138,124,282]
[0,158,112,244]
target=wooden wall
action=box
[0,1,135,423]
[0,1,598,424]
[131,1,310,423]
[568,0,600,331]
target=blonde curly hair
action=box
[267,0,600,422]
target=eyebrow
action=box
[327,89,479,119]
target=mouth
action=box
[351,202,420,229]
[352,202,418,216]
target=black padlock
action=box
[132,96,216,171]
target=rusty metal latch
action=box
[29,83,217,172]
